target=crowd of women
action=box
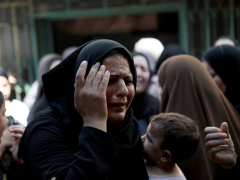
[0,35,239,180]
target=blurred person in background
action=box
[0,91,26,180]
[22,80,38,110]
[154,44,186,102]
[0,67,29,127]
[158,55,240,180]
[132,52,159,135]
[134,37,164,100]
[27,53,62,124]
[213,35,240,47]
[155,44,186,74]
[61,46,78,60]
[23,48,77,110]
[202,45,240,115]
[134,37,164,65]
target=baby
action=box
[141,112,200,180]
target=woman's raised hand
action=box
[204,122,236,169]
[74,61,110,132]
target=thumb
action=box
[221,122,229,138]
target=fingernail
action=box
[94,62,100,66]
[105,71,110,75]
[100,65,105,69]
[81,61,87,65]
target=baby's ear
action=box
[161,150,172,162]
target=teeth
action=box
[108,104,125,107]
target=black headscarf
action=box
[42,39,141,151]
[213,35,240,47]
[155,44,186,73]
[0,67,12,101]
[36,53,62,102]
[0,91,4,108]
[203,45,240,114]
[27,53,62,124]
[0,67,8,80]
[131,52,159,135]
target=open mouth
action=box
[108,103,126,108]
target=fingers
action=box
[204,126,221,135]
[75,61,107,92]
[75,61,88,92]
[98,71,110,93]
[205,138,229,151]
[8,125,25,135]
[91,65,106,90]
[205,132,227,142]
[84,62,101,88]
[206,145,228,155]
[11,133,22,140]
[8,125,25,140]
[221,122,229,138]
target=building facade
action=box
[0,0,238,91]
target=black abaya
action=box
[18,39,148,180]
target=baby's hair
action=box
[0,91,4,108]
[150,112,200,163]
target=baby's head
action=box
[141,112,200,166]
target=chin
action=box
[136,88,144,95]
[107,113,125,124]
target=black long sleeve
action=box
[214,156,240,180]
[0,157,26,180]
[27,126,119,180]
[6,161,26,180]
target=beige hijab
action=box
[158,55,240,180]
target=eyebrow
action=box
[110,74,133,79]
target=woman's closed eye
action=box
[124,76,133,84]
[146,133,152,142]
[108,78,115,84]
[124,79,133,84]
[141,67,148,72]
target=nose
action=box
[136,67,141,76]
[141,135,145,143]
[5,117,9,126]
[116,79,128,97]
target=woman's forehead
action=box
[102,54,133,76]
[133,55,149,67]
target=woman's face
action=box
[0,76,11,100]
[133,55,150,95]
[49,60,61,70]
[202,61,226,94]
[214,38,235,46]
[102,53,135,124]
[0,102,9,139]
